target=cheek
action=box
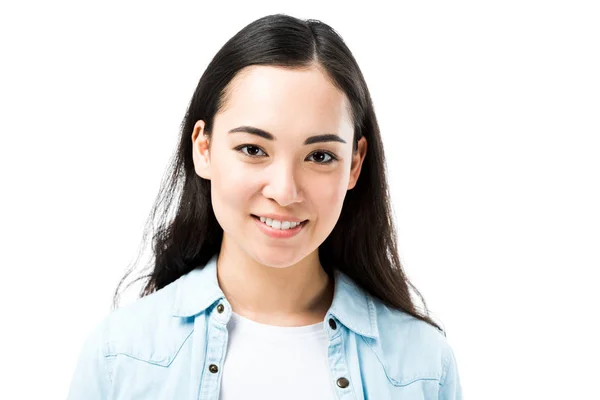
[211,159,257,211]
[310,172,349,214]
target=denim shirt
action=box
[68,254,462,399]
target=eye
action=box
[236,145,267,158]
[307,151,338,164]
[235,145,338,164]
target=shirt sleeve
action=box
[67,317,111,399]
[439,340,462,400]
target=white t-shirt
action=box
[219,311,337,399]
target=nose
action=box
[262,162,303,207]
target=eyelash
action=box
[234,145,338,164]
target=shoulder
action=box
[366,297,458,386]
[68,278,196,398]
[109,278,179,332]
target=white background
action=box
[1,1,598,398]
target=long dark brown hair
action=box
[113,13,445,335]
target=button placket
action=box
[198,301,230,399]
[326,316,355,398]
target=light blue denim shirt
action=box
[68,254,462,399]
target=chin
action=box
[249,248,307,269]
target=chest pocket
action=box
[361,332,444,388]
[105,316,195,367]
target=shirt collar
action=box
[329,268,379,339]
[171,252,379,339]
[171,253,224,318]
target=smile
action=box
[251,215,308,238]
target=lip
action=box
[252,215,307,239]
[251,213,307,223]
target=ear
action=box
[191,120,211,180]
[347,136,367,190]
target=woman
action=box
[68,13,462,399]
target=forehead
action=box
[218,65,352,136]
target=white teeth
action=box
[257,216,303,230]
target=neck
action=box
[215,235,334,326]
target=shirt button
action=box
[336,377,350,388]
[208,364,219,373]
[216,304,224,313]
[328,318,337,330]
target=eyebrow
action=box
[228,126,347,145]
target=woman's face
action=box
[192,65,367,268]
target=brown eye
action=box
[237,145,266,157]
[307,151,337,164]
